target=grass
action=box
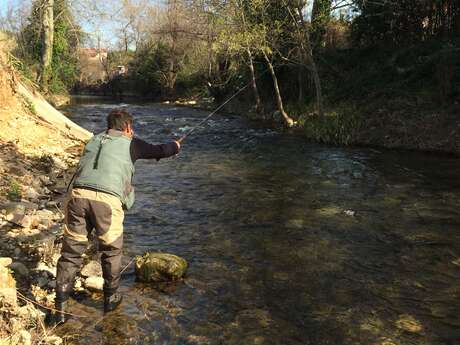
[300,109,363,146]
[21,95,37,116]
[6,180,22,201]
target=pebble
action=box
[53,157,68,170]
[74,278,82,290]
[36,262,57,277]
[18,330,31,345]
[45,335,63,345]
[46,292,56,304]
[39,175,52,186]
[24,187,40,200]
[46,200,58,207]
[36,276,48,288]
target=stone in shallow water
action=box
[395,314,423,333]
[84,276,104,291]
[135,252,187,282]
[81,260,102,278]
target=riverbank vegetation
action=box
[1,0,460,153]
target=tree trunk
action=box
[310,57,324,116]
[247,47,263,114]
[263,52,294,127]
[297,6,324,116]
[298,65,305,104]
[41,0,54,91]
[238,1,263,114]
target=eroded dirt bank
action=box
[0,52,95,344]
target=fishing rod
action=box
[177,70,268,143]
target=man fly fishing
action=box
[54,108,181,323]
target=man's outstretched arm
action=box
[130,137,180,162]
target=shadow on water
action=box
[57,99,460,345]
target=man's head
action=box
[107,108,134,138]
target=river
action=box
[58,98,460,345]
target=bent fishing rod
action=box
[177,70,268,144]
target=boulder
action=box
[84,276,104,291]
[0,257,12,267]
[135,252,188,282]
[0,261,17,306]
[10,262,29,277]
[2,202,27,224]
[81,260,102,278]
[24,187,40,200]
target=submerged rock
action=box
[135,252,188,282]
[395,314,423,333]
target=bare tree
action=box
[237,0,263,114]
[282,0,324,116]
[41,0,54,90]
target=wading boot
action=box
[104,292,123,313]
[54,289,70,325]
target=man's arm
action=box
[130,137,180,162]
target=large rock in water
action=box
[135,252,187,282]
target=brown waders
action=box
[55,188,124,320]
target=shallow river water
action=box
[58,99,460,345]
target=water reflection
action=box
[58,100,460,344]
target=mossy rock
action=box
[135,252,188,282]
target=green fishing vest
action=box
[73,132,135,210]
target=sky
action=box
[0,0,167,48]
[0,0,354,49]
[0,0,122,47]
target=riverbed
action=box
[58,99,460,345]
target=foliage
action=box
[351,0,460,47]
[21,95,37,115]
[129,42,171,96]
[301,108,363,146]
[6,53,35,81]
[6,180,22,201]
[311,0,333,48]
[16,0,81,94]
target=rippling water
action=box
[58,98,460,345]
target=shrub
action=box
[6,181,22,201]
[301,108,363,146]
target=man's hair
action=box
[107,108,133,131]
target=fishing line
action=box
[177,69,269,143]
